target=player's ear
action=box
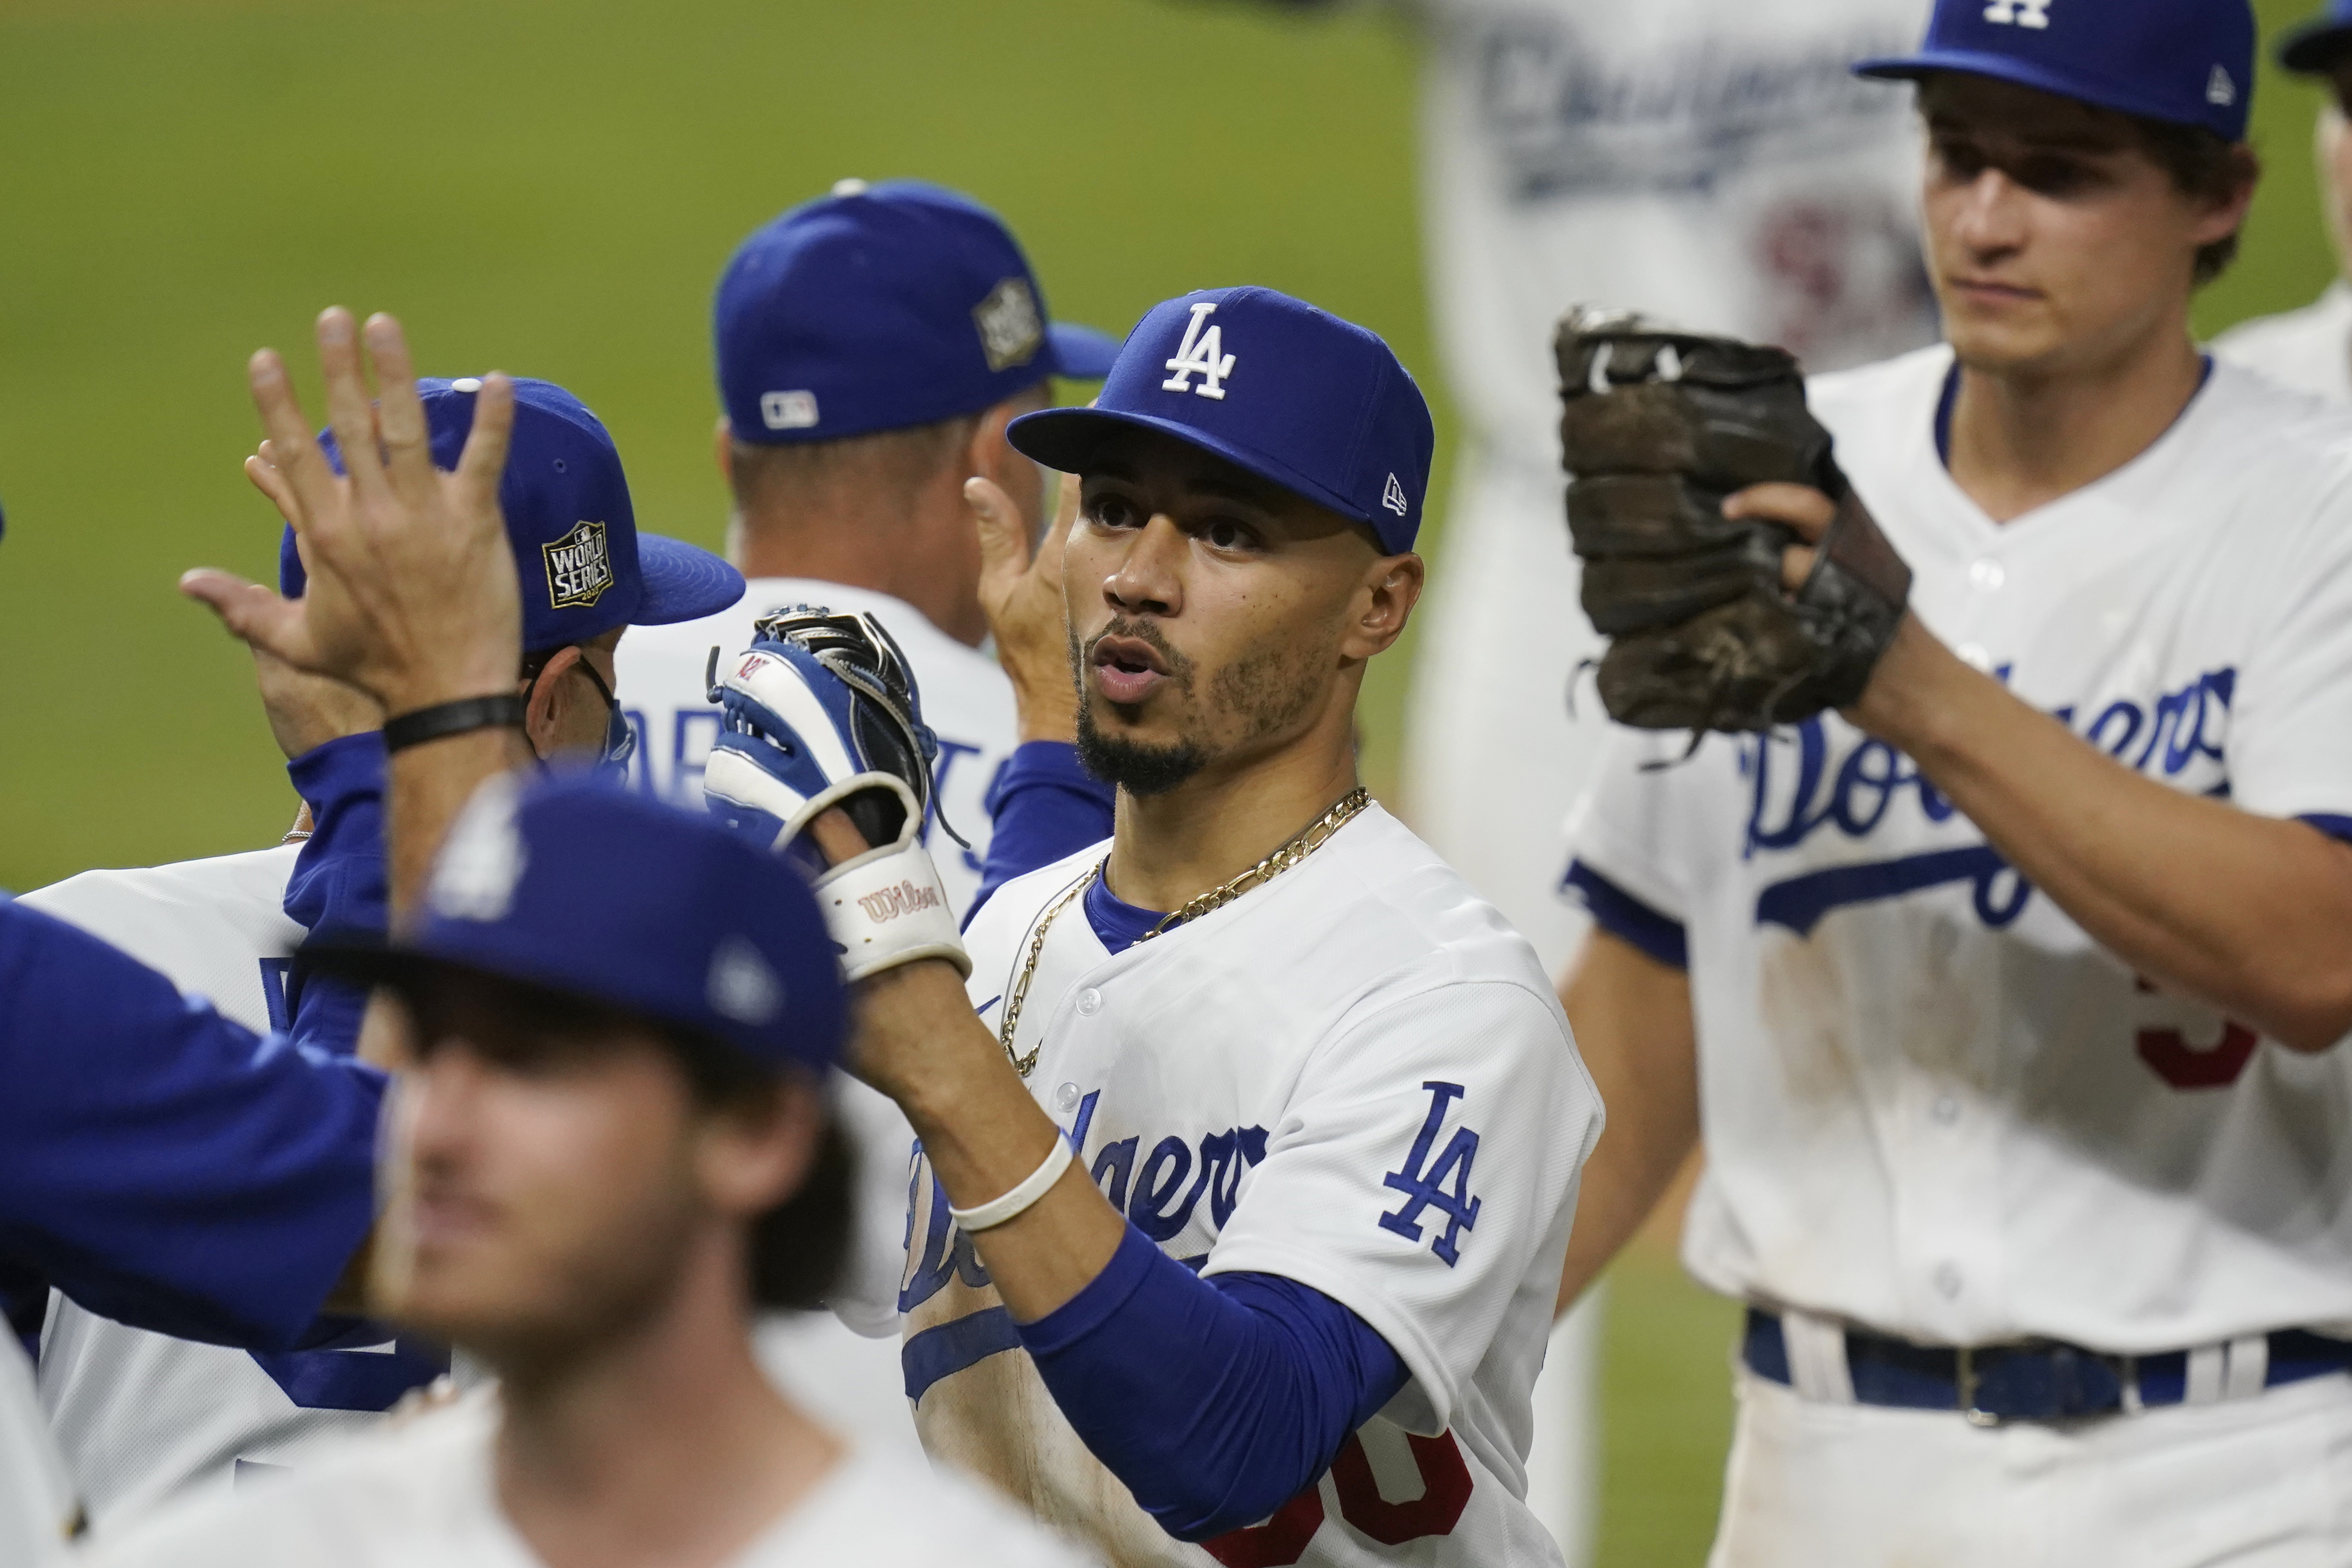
[714,417,736,485]
[1344,551,1424,660]
[693,1076,823,1219]
[521,647,579,759]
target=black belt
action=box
[1744,1307,2352,1425]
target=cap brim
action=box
[633,534,745,626]
[1007,405,1375,528]
[2281,19,2352,73]
[1045,322,1122,381]
[1852,50,2226,132]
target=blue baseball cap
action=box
[2281,1,2352,73]
[307,772,847,1076]
[280,377,744,655]
[1004,287,1435,555]
[1856,0,2256,142]
[715,179,1121,445]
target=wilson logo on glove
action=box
[857,880,946,923]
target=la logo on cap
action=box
[1161,301,1237,401]
[543,520,615,610]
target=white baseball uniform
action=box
[21,847,441,1532]
[617,578,1018,1465]
[1398,10,1936,1547]
[1567,347,2352,1563]
[2212,281,2352,403]
[73,1392,1102,1568]
[0,1333,75,1565]
[902,806,1600,1567]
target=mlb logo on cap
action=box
[1005,286,1436,555]
[1856,0,2257,141]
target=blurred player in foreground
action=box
[621,181,1117,1458]
[123,308,1095,1568]
[709,287,1599,1565]
[21,374,742,1532]
[1553,0,2352,1561]
[2213,0,2352,397]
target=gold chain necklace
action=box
[994,787,1372,1078]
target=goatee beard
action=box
[1075,703,1209,797]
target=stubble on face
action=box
[1070,611,1333,799]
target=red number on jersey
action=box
[1202,1430,1472,1565]
[2133,978,2258,1090]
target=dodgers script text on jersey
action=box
[904,806,1600,1567]
[1571,349,2352,1352]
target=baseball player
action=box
[1,1325,74,1565]
[619,179,1119,1457]
[20,372,743,1531]
[703,286,1599,1567]
[135,311,1097,1568]
[1548,0,2352,1560]
[1236,0,1940,1547]
[2212,2,2352,398]
[82,775,1097,1568]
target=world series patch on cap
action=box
[305,772,848,1075]
[716,179,1122,445]
[1004,286,1436,555]
[1856,0,2257,142]
[280,377,744,654]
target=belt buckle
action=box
[1956,1347,2003,1428]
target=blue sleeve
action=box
[0,898,385,1351]
[967,741,1117,925]
[1017,1224,1408,1541]
[1561,859,1689,970]
[282,732,386,1059]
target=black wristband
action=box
[382,694,528,754]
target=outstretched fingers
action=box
[247,350,340,536]
[315,308,389,512]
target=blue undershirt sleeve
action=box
[282,732,388,1061]
[967,741,1117,925]
[0,897,386,1351]
[1017,1223,1409,1541]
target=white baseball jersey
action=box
[2212,282,2352,404]
[617,577,1017,1463]
[1569,347,2352,1352]
[75,1393,1101,1568]
[0,1334,75,1565]
[904,806,1600,1567]
[22,846,444,1531]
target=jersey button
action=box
[1967,558,2006,592]
[1054,1082,1080,1112]
[1934,1264,1963,1299]
[1932,1095,1960,1126]
[1956,642,1994,672]
[1076,988,1103,1016]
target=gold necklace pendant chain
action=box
[993,787,1372,1078]
[1138,787,1371,940]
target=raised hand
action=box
[181,309,521,719]
[969,468,1079,744]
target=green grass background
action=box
[0,0,2336,1558]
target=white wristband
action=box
[948,1136,1075,1233]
